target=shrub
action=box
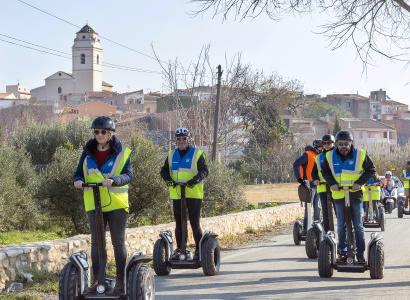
[0,147,40,231]
[203,160,246,216]
[127,134,172,227]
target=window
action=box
[367,133,370,138]
[82,35,86,39]
[58,87,62,94]
[59,72,61,76]
[346,102,351,108]
[359,132,363,138]
[384,132,388,138]
[146,108,150,113]
[97,55,99,65]
[81,54,85,64]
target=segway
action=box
[363,184,385,231]
[293,182,312,246]
[318,186,385,279]
[153,184,220,276]
[59,182,155,299]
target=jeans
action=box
[303,186,321,230]
[318,192,336,232]
[335,201,365,256]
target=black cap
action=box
[407,161,410,165]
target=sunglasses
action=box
[94,130,107,135]
[323,141,333,145]
[338,142,350,147]
[176,137,187,141]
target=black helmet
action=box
[313,139,322,148]
[335,130,353,141]
[174,127,189,137]
[90,116,115,132]
[322,134,335,143]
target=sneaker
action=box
[356,254,366,264]
[336,254,347,263]
[171,249,180,260]
[193,250,199,261]
[364,218,370,222]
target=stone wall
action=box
[0,203,303,291]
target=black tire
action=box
[318,240,333,278]
[293,221,302,245]
[305,228,318,259]
[127,263,155,300]
[398,201,404,218]
[387,202,393,214]
[369,241,384,279]
[201,238,220,276]
[153,239,171,276]
[379,209,386,231]
[59,262,80,300]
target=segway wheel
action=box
[369,241,384,279]
[398,201,404,218]
[127,263,155,300]
[58,262,80,300]
[379,209,386,232]
[293,221,302,245]
[305,228,318,259]
[202,238,220,276]
[318,240,333,278]
[387,202,393,214]
[153,239,171,276]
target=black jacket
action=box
[160,146,208,184]
[293,145,320,188]
[320,145,376,203]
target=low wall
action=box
[244,183,299,205]
[0,203,303,291]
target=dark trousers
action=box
[173,198,203,251]
[87,209,128,275]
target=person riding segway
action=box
[292,139,323,246]
[155,127,220,276]
[398,161,410,217]
[64,116,154,298]
[363,174,385,231]
[306,134,336,259]
[318,130,384,279]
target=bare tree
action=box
[190,0,410,68]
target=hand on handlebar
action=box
[102,179,114,187]
[352,183,361,191]
[74,180,84,189]
[313,180,320,186]
[331,184,339,192]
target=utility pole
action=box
[212,65,222,161]
[260,147,263,184]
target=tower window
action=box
[58,87,62,94]
[81,54,85,64]
[83,35,86,39]
[97,55,99,65]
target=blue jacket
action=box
[293,145,319,188]
[73,135,133,187]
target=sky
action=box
[1,0,410,105]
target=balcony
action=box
[367,138,396,144]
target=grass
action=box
[16,269,59,294]
[0,293,41,300]
[0,226,75,246]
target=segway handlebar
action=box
[81,182,104,188]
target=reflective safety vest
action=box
[299,150,317,180]
[325,148,366,200]
[315,153,327,193]
[83,147,132,212]
[168,147,205,200]
[403,170,410,189]
[363,177,381,202]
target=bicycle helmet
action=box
[322,134,335,143]
[90,116,115,132]
[335,130,353,141]
[385,171,392,177]
[174,127,190,137]
[313,139,323,148]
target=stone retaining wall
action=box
[0,203,303,291]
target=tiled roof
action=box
[340,118,396,130]
[144,95,158,100]
[0,93,14,98]
[381,100,408,106]
[77,25,97,34]
[327,94,371,100]
[102,81,113,87]
[85,91,118,98]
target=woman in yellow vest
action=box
[160,127,208,261]
[73,116,132,294]
[401,161,410,209]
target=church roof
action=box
[77,25,98,35]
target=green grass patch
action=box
[0,293,41,300]
[15,269,59,294]
[0,226,75,246]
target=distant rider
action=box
[402,161,410,209]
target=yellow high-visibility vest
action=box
[315,153,327,193]
[83,147,132,212]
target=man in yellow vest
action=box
[321,130,376,264]
[160,127,208,260]
[312,134,336,232]
[401,161,410,209]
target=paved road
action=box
[155,212,410,299]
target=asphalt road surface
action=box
[155,212,410,300]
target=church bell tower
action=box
[72,24,102,93]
